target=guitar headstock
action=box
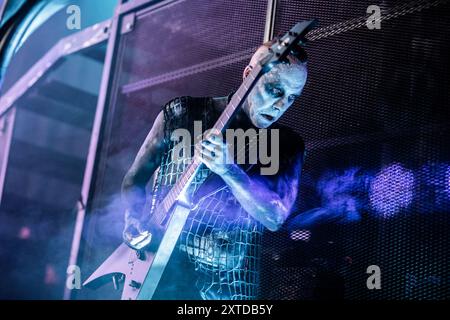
[259,20,318,70]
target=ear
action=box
[242,65,253,80]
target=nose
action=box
[273,96,289,111]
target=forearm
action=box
[220,164,288,231]
[121,174,147,218]
[122,109,165,219]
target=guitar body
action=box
[84,203,192,300]
[83,243,155,300]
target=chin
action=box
[254,119,271,128]
[249,112,271,128]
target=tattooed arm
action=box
[121,110,165,245]
[198,134,303,231]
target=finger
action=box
[204,150,227,166]
[123,231,131,242]
[201,149,217,161]
[204,132,223,143]
[198,145,214,159]
[197,142,221,157]
[195,143,205,159]
[205,136,223,147]
[136,223,145,234]
[202,140,221,153]
[195,145,215,163]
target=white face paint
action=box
[243,59,307,128]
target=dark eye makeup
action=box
[265,83,283,97]
[265,83,300,103]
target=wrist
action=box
[220,163,243,180]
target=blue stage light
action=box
[446,166,450,199]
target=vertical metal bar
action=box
[0,107,15,205]
[63,6,122,300]
[264,0,278,42]
[0,0,9,24]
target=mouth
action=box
[261,114,275,122]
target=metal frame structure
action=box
[0,4,113,301]
[0,18,112,226]
[0,107,15,205]
[62,6,122,301]
[0,18,112,118]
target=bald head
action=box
[243,43,307,80]
[242,43,308,128]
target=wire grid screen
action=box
[82,0,268,300]
[257,0,450,300]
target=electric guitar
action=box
[83,20,317,300]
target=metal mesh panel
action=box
[257,0,450,300]
[119,0,267,86]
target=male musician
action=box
[121,42,308,299]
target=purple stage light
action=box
[369,164,415,218]
[44,264,58,285]
[18,226,31,240]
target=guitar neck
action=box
[153,65,263,223]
